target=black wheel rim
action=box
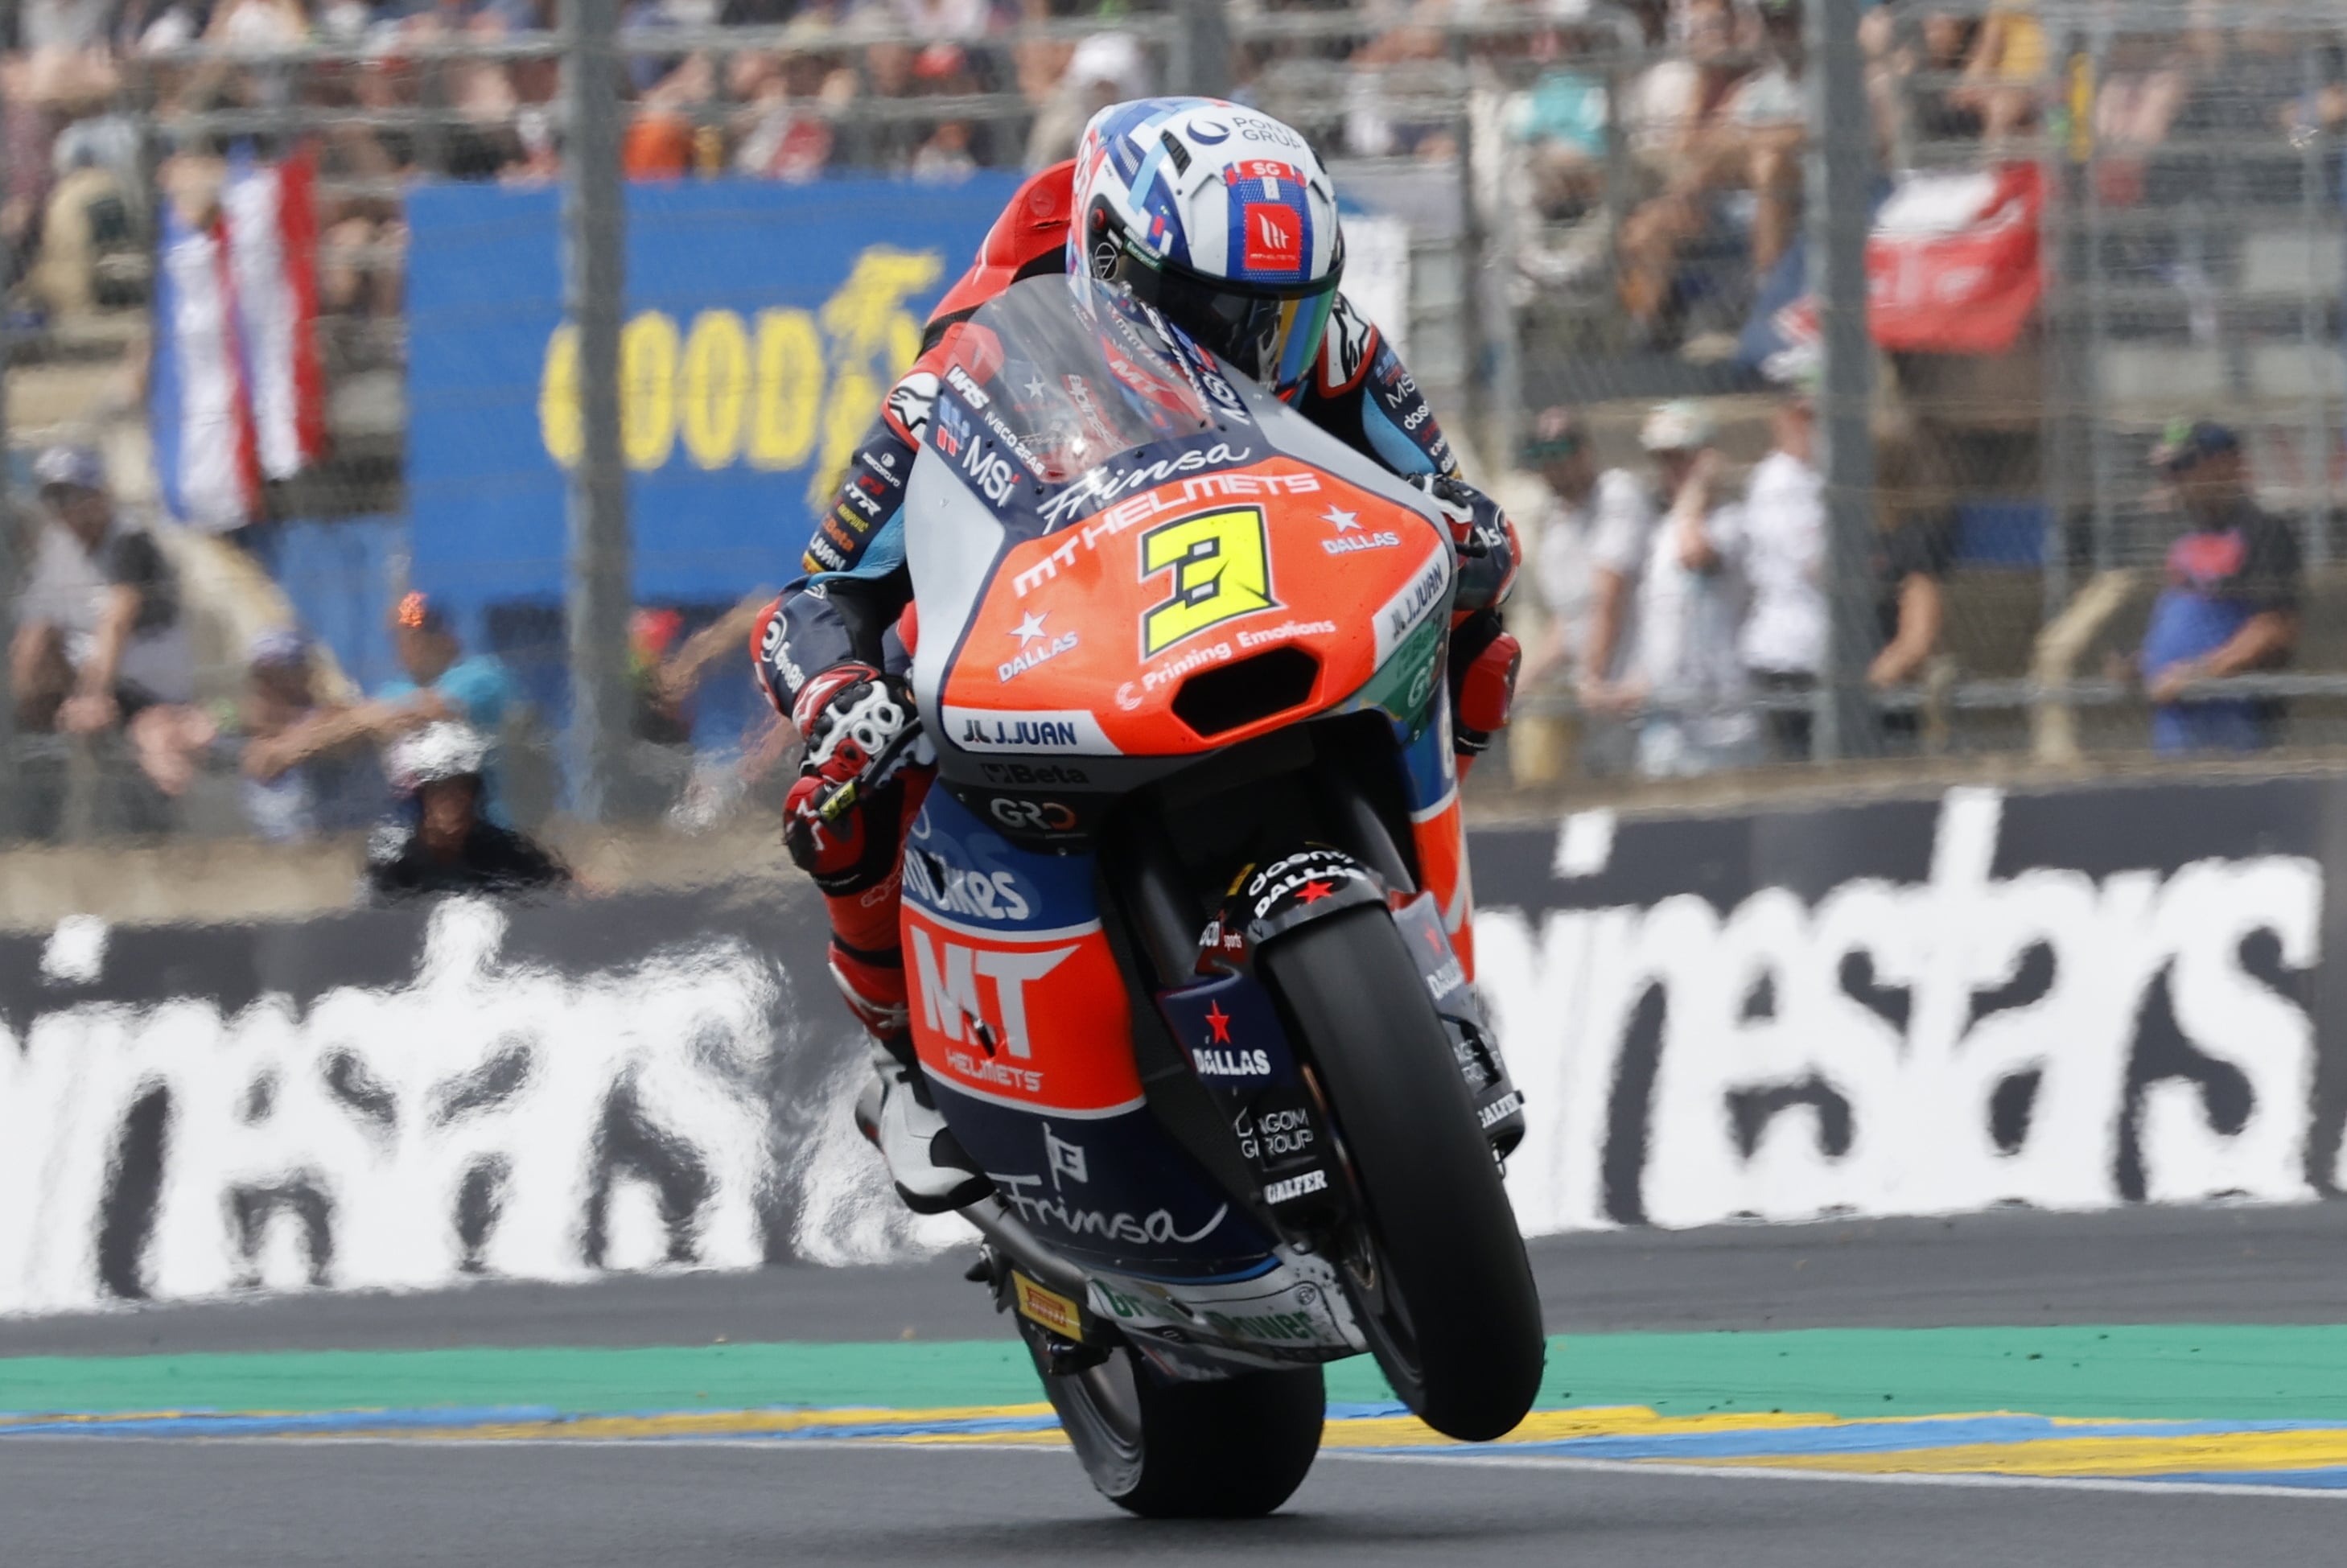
[1069,1348,1147,1465]
[1339,1221,1427,1409]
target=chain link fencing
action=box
[3,0,2346,849]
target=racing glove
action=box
[1403,473,1518,615]
[783,662,921,891]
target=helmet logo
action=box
[1190,119,1231,145]
[1242,203,1302,274]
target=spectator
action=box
[1618,0,1805,346]
[1511,3,1610,224]
[9,443,215,802]
[1505,408,1644,779]
[1867,422,1954,739]
[731,49,841,181]
[366,722,570,902]
[1578,422,1671,726]
[236,629,389,842]
[362,590,522,816]
[1025,29,1150,169]
[1950,0,2044,142]
[2135,421,2301,755]
[1618,401,1757,776]
[1738,385,1825,759]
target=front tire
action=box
[1024,1329,1324,1517]
[1261,905,1545,1441]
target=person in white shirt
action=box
[1505,407,1647,778]
[1617,401,1759,777]
[1737,387,1826,759]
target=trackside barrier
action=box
[1,777,2338,1315]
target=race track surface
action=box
[6,1202,2341,1357]
[9,1206,2347,1566]
[6,1435,2341,1568]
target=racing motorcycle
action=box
[888,273,1543,1516]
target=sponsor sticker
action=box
[1479,1089,1525,1130]
[1012,1271,1085,1339]
[1264,1169,1328,1204]
[944,707,1122,755]
[1371,546,1452,669]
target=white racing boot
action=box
[854,1046,992,1215]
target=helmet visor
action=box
[1131,257,1341,401]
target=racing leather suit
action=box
[759,161,1519,1052]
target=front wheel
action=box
[1261,905,1545,1441]
[1024,1327,1324,1517]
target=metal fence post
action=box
[0,59,17,842]
[1806,0,1880,760]
[562,0,632,822]
[1169,0,1232,99]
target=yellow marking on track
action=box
[1704,1430,2347,1480]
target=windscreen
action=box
[953,274,1225,491]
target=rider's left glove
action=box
[1405,472,1509,559]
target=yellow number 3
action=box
[1139,507,1278,656]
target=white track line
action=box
[15,1433,2346,1498]
[1321,1449,2347,1501]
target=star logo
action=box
[1023,377,1049,401]
[1299,879,1336,903]
[1205,1002,1233,1044]
[1322,506,1361,533]
[1009,611,1049,647]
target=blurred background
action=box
[2,0,2342,899]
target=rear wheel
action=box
[1023,1327,1325,1517]
[1261,905,1545,1441]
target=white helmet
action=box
[1069,97,1344,402]
[386,722,490,795]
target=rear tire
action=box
[1261,905,1545,1441]
[1024,1329,1324,1517]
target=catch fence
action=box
[3,0,2346,846]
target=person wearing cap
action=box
[1575,409,1684,723]
[1738,385,1826,759]
[1507,407,1647,777]
[1619,399,1760,776]
[367,591,521,815]
[237,629,387,842]
[9,442,212,810]
[364,722,569,903]
[2135,420,2301,755]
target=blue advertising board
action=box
[402,175,1022,617]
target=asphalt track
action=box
[6,1200,2341,1356]
[9,1206,2347,1566]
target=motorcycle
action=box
[887,272,1543,1516]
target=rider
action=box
[751,98,1522,1214]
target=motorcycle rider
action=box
[751,98,1522,1214]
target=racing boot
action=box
[833,940,991,1215]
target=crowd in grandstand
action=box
[3,0,2341,842]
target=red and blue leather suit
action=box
[751,161,1520,1047]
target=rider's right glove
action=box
[783,662,919,891]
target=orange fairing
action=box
[1410,784,1476,980]
[904,906,1144,1116]
[943,456,1447,755]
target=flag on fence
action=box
[150,147,326,531]
[1865,161,2044,356]
[1740,161,2044,381]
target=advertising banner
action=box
[402,175,1023,612]
[4,776,2343,1315]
